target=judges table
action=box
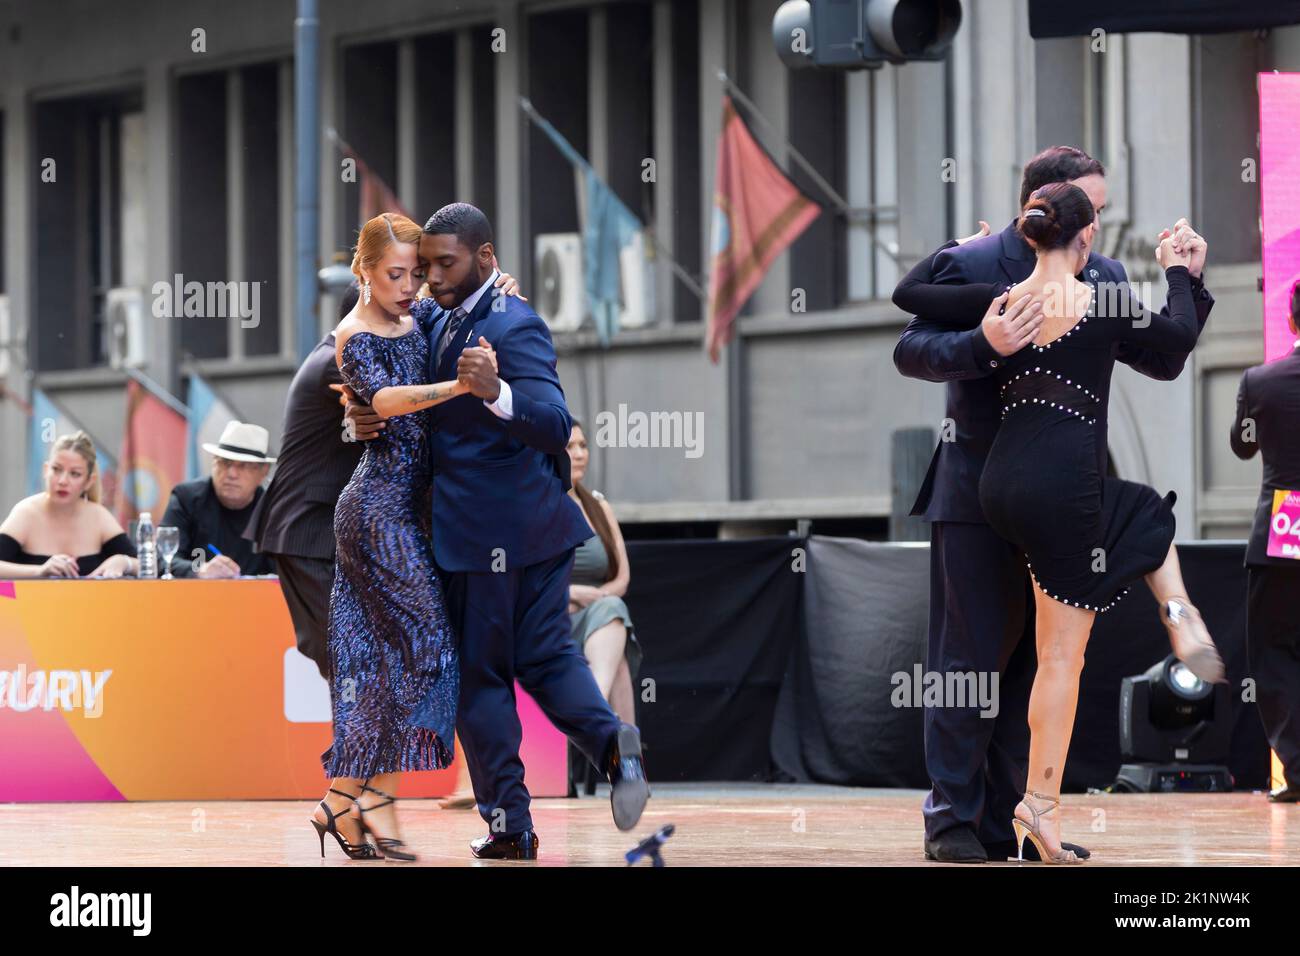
[0,579,568,802]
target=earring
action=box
[362,280,372,305]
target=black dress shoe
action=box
[984,838,1092,861]
[606,724,650,831]
[1269,784,1300,803]
[470,830,539,860]
[923,826,987,863]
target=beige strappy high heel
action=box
[1012,792,1083,864]
[1162,596,1226,684]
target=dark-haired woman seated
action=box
[565,421,640,725]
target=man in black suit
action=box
[1230,279,1300,803]
[163,420,277,580]
[244,283,376,679]
[892,145,1213,862]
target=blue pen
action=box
[206,543,223,557]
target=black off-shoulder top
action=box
[0,532,136,577]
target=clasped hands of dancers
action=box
[895,146,1226,865]
[309,203,648,862]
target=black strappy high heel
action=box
[310,787,381,860]
[357,782,418,862]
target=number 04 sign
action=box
[1267,490,1300,560]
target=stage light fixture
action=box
[1114,654,1233,793]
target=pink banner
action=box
[1259,73,1300,362]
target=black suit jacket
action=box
[892,221,1214,523]
[245,332,363,559]
[162,477,273,577]
[1231,345,1300,567]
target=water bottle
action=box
[136,512,157,579]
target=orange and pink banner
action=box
[115,379,187,526]
[0,580,567,801]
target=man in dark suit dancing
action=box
[246,283,368,678]
[893,146,1213,862]
[1230,279,1300,803]
[345,203,648,859]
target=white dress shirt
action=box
[453,269,514,420]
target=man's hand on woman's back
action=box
[330,383,386,441]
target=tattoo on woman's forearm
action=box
[411,384,451,405]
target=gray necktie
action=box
[436,306,468,370]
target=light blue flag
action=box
[27,388,117,495]
[529,108,644,344]
[186,374,241,480]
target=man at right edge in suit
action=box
[1231,278,1300,803]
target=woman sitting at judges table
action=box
[566,420,640,725]
[893,183,1224,863]
[0,431,138,578]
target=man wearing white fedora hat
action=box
[161,420,277,579]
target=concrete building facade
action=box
[0,0,1290,540]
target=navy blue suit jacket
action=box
[411,288,592,573]
[892,220,1214,524]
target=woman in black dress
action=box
[897,183,1224,863]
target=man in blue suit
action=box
[893,146,1213,863]
[347,203,648,859]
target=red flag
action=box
[115,379,187,526]
[345,148,412,225]
[705,96,821,363]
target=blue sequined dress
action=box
[322,325,457,777]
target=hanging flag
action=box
[357,156,411,225]
[116,378,187,526]
[705,95,821,363]
[186,373,242,480]
[26,388,118,501]
[526,102,644,344]
[331,132,412,226]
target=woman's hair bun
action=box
[1017,182,1094,251]
[1019,197,1062,246]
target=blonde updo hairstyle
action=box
[49,430,102,503]
[351,212,423,284]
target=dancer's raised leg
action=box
[1144,541,1225,682]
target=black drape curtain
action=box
[623,536,1269,791]
[624,537,802,781]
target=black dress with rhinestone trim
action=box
[899,264,1200,613]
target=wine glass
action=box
[156,526,180,580]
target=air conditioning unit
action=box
[618,230,656,329]
[106,286,146,369]
[0,296,10,379]
[534,232,585,333]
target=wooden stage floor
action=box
[1,784,1296,867]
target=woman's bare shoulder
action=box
[1,494,43,536]
[595,492,619,523]
[334,314,365,349]
[90,500,126,537]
